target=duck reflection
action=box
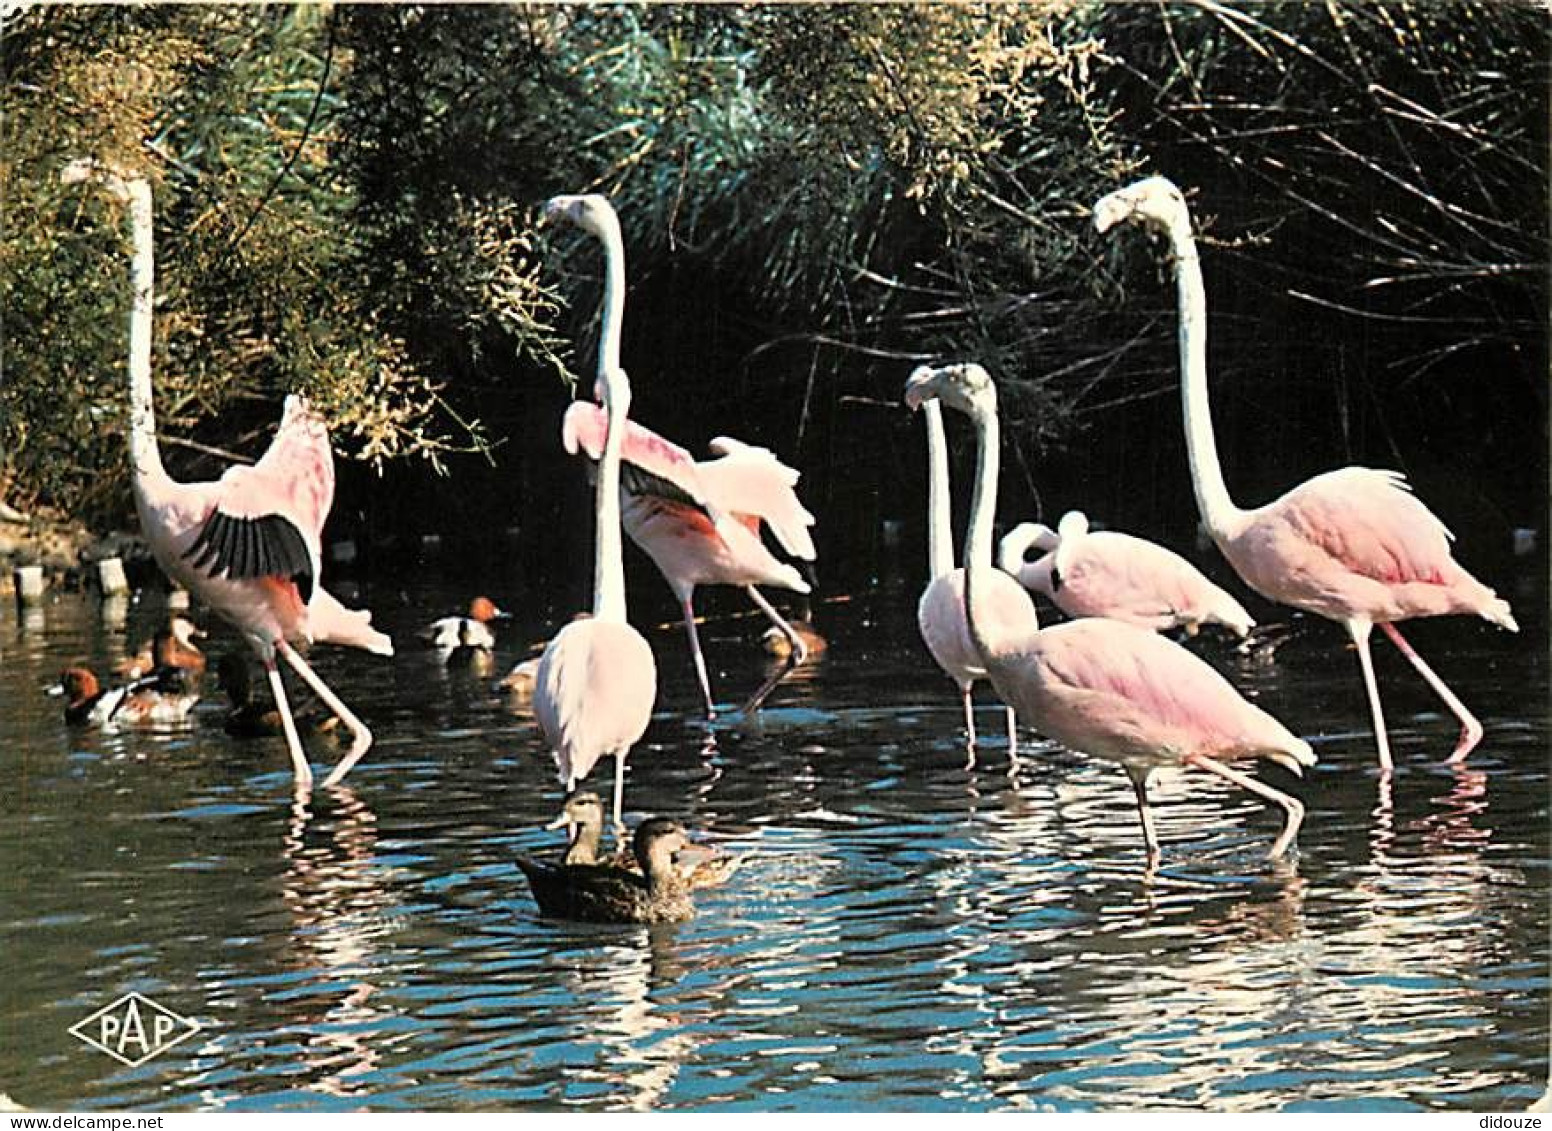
[546,928,700,1110]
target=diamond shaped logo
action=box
[69,992,202,1067]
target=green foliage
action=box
[1,1,1542,535]
[1,5,487,525]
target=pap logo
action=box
[69,992,202,1067]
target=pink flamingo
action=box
[63,159,391,789]
[1094,176,1518,770]
[999,511,1254,637]
[536,194,658,841]
[907,363,1313,863]
[551,194,816,718]
[909,381,1025,764]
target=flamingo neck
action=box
[964,407,998,570]
[961,404,1025,668]
[592,373,631,624]
[597,217,626,382]
[124,178,169,494]
[1170,221,1240,541]
[923,400,954,580]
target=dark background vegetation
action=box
[3,2,1545,621]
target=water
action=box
[2,577,1546,1112]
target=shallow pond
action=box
[1,574,1546,1111]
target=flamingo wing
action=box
[1277,467,1455,586]
[1030,619,1311,766]
[699,437,817,560]
[181,396,333,601]
[561,401,707,505]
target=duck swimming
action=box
[420,596,510,653]
[56,665,199,728]
[516,815,696,924]
[216,652,340,740]
[115,615,207,680]
[544,790,739,889]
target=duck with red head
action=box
[55,665,198,729]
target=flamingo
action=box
[906,363,1313,864]
[911,383,1026,764]
[548,193,817,718]
[1093,176,1518,770]
[62,159,391,789]
[535,194,658,841]
[999,511,1255,637]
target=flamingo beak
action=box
[1092,186,1138,235]
[902,366,940,411]
[60,158,96,186]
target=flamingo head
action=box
[902,362,997,423]
[542,192,622,242]
[1092,175,1190,238]
[60,158,140,204]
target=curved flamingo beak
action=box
[902,365,940,411]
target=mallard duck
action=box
[216,652,340,740]
[55,665,198,728]
[114,615,207,680]
[516,816,696,924]
[419,596,510,652]
[545,790,739,889]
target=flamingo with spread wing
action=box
[63,159,391,789]
[549,194,817,717]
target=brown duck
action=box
[517,815,696,925]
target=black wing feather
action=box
[184,510,314,602]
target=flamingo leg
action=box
[679,594,717,718]
[611,750,628,847]
[1349,619,1394,772]
[1184,753,1306,860]
[276,640,374,788]
[1378,622,1484,763]
[961,686,979,769]
[264,656,313,788]
[1004,705,1019,764]
[1126,766,1162,868]
[738,585,807,715]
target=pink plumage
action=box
[535,617,657,790]
[1001,512,1254,637]
[1229,468,1513,628]
[1013,617,1310,775]
[64,159,389,790]
[560,399,817,716]
[1095,174,1517,770]
[909,360,1312,864]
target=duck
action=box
[215,652,340,740]
[516,816,696,924]
[544,790,739,889]
[760,619,827,662]
[419,596,510,653]
[114,615,207,680]
[55,665,199,728]
[500,614,592,697]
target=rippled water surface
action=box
[2,577,1546,1111]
